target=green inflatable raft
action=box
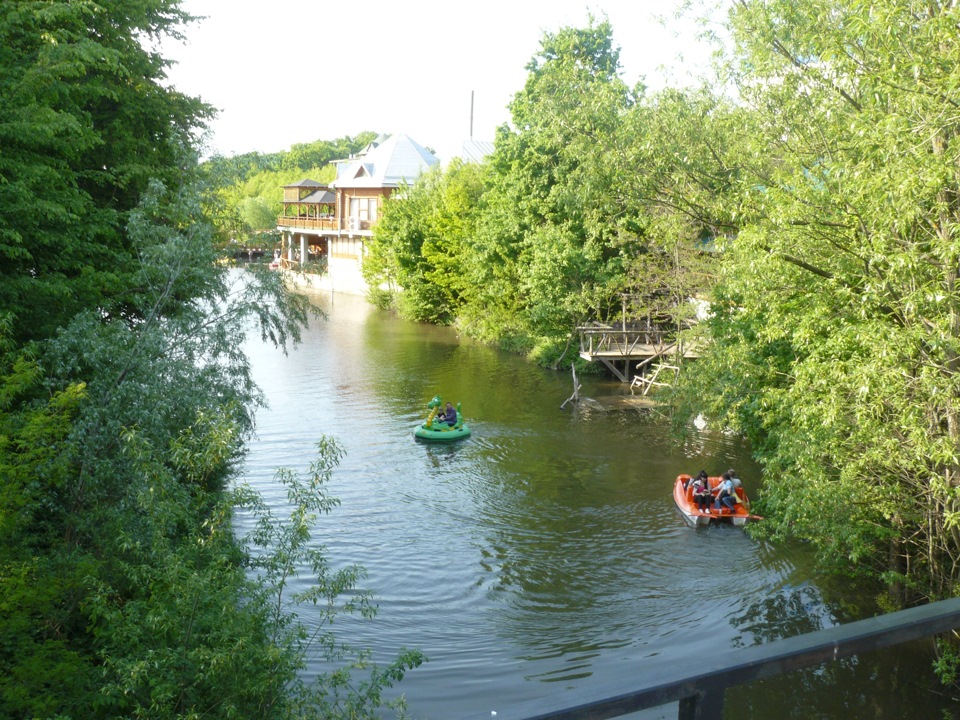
[414,395,471,442]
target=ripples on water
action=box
[238,288,943,719]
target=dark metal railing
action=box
[459,596,960,720]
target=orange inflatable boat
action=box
[673,474,761,527]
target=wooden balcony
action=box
[276,216,339,232]
[276,216,375,233]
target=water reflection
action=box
[727,586,951,718]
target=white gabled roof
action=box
[461,138,495,163]
[332,134,439,189]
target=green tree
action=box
[461,17,638,359]
[281,132,378,173]
[0,158,421,718]
[0,154,298,715]
[675,0,960,603]
[0,0,212,344]
[607,87,744,339]
[240,195,281,231]
[365,160,489,323]
[0,3,421,716]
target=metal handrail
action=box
[458,597,960,720]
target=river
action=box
[239,286,952,719]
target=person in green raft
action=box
[438,401,457,426]
[416,395,471,441]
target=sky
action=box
[161,0,725,164]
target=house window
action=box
[348,197,378,222]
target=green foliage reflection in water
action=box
[238,436,426,719]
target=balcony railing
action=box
[276,216,374,233]
[276,216,338,232]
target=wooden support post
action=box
[560,366,581,410]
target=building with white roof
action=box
[276,133,439,294]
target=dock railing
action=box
[458,596,960,720]
[577,324,698,382]
[577,324,670,357]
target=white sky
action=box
[162,0,725,163]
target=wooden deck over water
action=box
[578,324,699,383]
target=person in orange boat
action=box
[714,472,737,513]
[728,468,743,493]
[690,471,712,513]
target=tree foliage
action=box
[365,160,489,323]
[365,2,960,614]
[0,0,212,344]
[673,0,960,603]
[0,3,419,717]
[466,17,638,353]
[0,155,421,718]
[369,18,725,369]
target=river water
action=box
[239,286,953,719]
